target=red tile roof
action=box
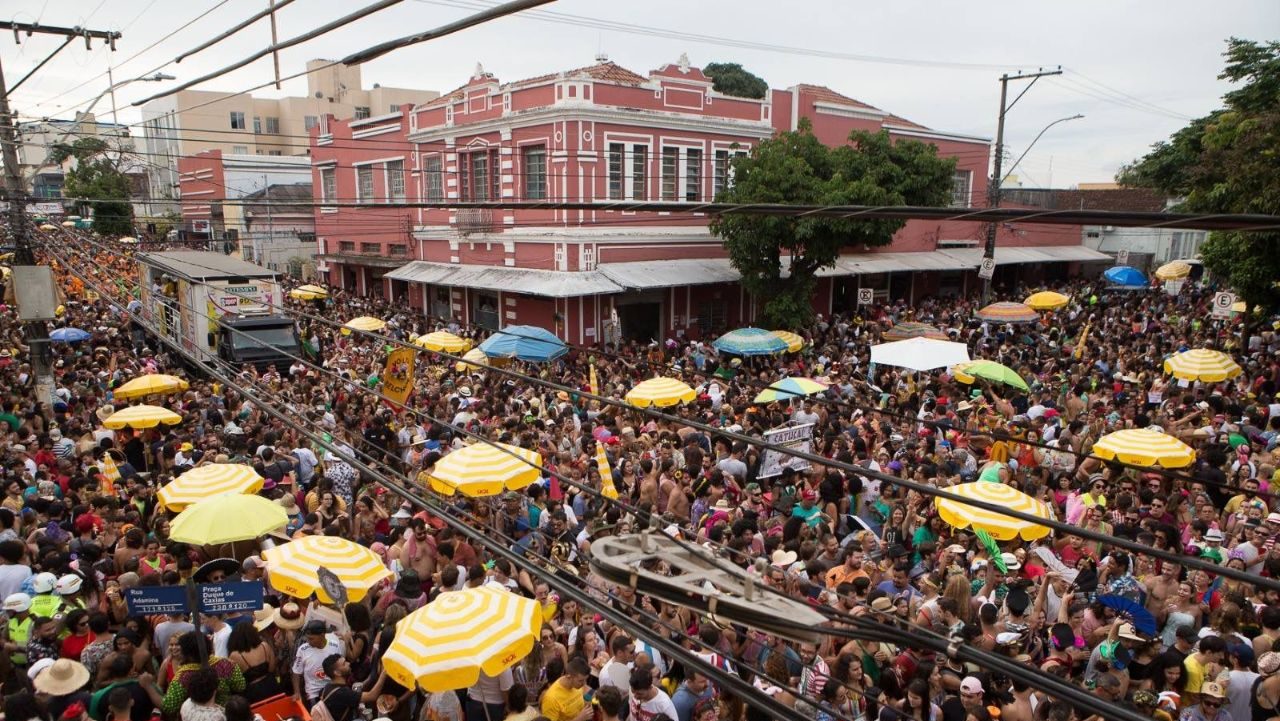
[794,84,882,112]
[884,113,930,130]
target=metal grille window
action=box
[386,159,405,202]
[423,155,443,202]
[523,145,546,199]
[685,148,702,201]
[950,170,972,208]
[338,241,355,252]
[360,242,380,254]
[357,166,375,204]
[661,147,678,201]
[322,169,337,204]
[608,143,624,200]
[631,145,647,200]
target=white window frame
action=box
[522,145,547,200]
[230,111,246,130]
[384,158,406,202]
[356,165,375,204]
[319,167,337,206]
[950,170,972,208]
[422,154,443,203]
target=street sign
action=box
[978,257,996,280]
[125,586,190,616]
[198,581,265,614]
[1211,291,1236,319]
[857,288,874,306]
[1116,249,1130,266]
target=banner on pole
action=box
[382,347,416,407]
[758,423,814,479]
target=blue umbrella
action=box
[1103,265,1148,288]
[477,325,567,363]
[49,327,91,343]
[712,327,789,356]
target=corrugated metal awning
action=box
[939,245,1110,266]
[385,261,622,297]
[830,251,977,275]
[598,258,742,289]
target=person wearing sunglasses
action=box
[1180,681,1229,721]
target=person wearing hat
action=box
[4,591,33,666]
[292,620,343,709]
[34,658,93,719]
[1254,652,1280,721]
[1182,681,1230,721]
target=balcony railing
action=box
[455,208,497,234]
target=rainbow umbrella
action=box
[771,330,805,353]
[975,302,1039,323]
[754,377,828,403]
[882,322,948,342]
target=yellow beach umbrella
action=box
[288,284,329,301]
[428,442,542,497]
[454,347,507,372]
[157,464,264,511]
[625,377,697,408]
[771,330,805,353]
[383,586,542,692]
[113,374,190,401]
[934,481,1053,541]
[1162,349,1242,383]
[102,404,182,429]
[1023,291,1069,311]
[415,331,472,353]
[169,493,287,545]
[1154,261,1192,281]
[342,316,386,335]
[262,535,391,603]
[1092,428,1195,468]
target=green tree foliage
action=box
[48,137,134,236]
[1118,38,1280,315]
[703,62,768,100]
[711,119,956,328]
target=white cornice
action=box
[408,104,774,143]
[884,124,992,145]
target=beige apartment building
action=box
[140,60,437,218]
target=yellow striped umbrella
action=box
[288,284,329,301]
[342,316,387,335]
[1092,428,1196,468]
[414,331,472,353]
[1154,261,1192,281]
[102,404,183,429]
[934,481,1053,541]
[383,586,542,692]
[262,535,391,603]
[771,330,805,353]
[625,377,696,408]
[595,440,618,500]
[1162,349,1242,383]
[1023,291,1069,311]
[428,442,542,497]
[157,464,264,511]
[112,374,190,400]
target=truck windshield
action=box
[231,326,297,350]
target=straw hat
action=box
[96,405,116,423]
[34,658,91,695]
[254,604,277,631]
[272,602,305,631]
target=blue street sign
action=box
[198,581,264,614]
[125,586,190,616]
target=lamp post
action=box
[103,69,176,126]
[1001,114,1084,185]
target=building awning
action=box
[938,245,1110,266]
[828,251,976,275]
[598,258,742,289]
[385,260,623,298]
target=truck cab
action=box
[217,314,301,373]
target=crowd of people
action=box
[1,228,1279,721]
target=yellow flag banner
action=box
[382,347,416,407]
[589,362,599,395]
[1073,322,1091,360]
[595,440,618,499]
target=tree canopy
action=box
[48,137,135,236]
[1118,38,1280,314]
[711,119,956,328]
[703,62,768,100]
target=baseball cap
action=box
[960,677,983,695]
[304,620,328,635]
[1117,623,1145,642]
[800,489,817,502]
[1267,512,1280,525]
[1201,682,1226,699]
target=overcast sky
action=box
[6,0,1276,187]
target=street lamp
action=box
[101,70,177,126]
[1000,114,1085,185]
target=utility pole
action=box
[981,67,1062,303]
[0,22,121,410]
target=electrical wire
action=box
[43,228,1277,593]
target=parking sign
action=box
[978,257,996,280]
[1211,291,1236,319]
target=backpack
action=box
[309,685,347,721]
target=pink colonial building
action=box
[311,55,1100,344]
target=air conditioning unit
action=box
[1102,226,1116,232]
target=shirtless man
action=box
[1001,678,1035,721]
[665,469,690,522]
[1144,560,1181,622]
[637,458,659,509]
[401,518,437,582]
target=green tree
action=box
[703,62,768,99]
[1118,38,1280,318]
[711,119,956,328]
[47,137,135,236]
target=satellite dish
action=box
[314,91,323,98]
